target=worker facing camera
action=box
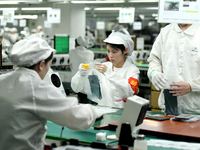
[71,31,140,108]
[0,36,104,150]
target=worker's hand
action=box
[79,63,90,76]
[152,72,167,91]
[169,81,191,96]
[95,63,107,73]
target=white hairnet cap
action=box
[10,37,56,67]
[11,27,17,33]
[103,31,134,56]
[0,29,4,37]
[24,27,29,31]
[76,36,87,47]
[37,25,43,30]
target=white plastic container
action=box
[133,134,147,150]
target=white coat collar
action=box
[76,46,86,50]
[15,67,41,79]
[174,23,199,36]
[113,59,130,77]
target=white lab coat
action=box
[71,59,140,108]
[0,67,99,150]
[69,46,94,77]
[1,38,11,60]
[147,23,200,114]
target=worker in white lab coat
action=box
[0,28,11,60]
[147,23,200,114]
[37,25,45,38]
[0,36,103,150]
[71,32,140,108]
[69,36,95,104]
[10,27,20,44]
[69,36,94,77]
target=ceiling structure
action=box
[0,0,159,21]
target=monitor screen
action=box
[54,34,69,54]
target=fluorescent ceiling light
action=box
[0,8,18,10]
[21,7,52,10]
[94,7,121,10]
[0,15,38,19]
[137,7,158,10]
[71,1,124,4]
[0,1,19,4]
[129,0,158,2]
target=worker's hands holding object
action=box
[95,63,107,73]
[152,72,167,91]
[169,81,191,96]
[79,63,90,76]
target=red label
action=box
[128,77,138,95]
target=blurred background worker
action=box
[71,31,140,108]
[0,28,11,60]
[69,36,95,104]
[10,27,19,44]
[23,27,30,38]
[0,36,103,150]
[37,25,45,38]
[3,27,11,41]
[147,23,200,114]
[69,36,94,77]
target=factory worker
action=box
[147,23,200,114]
[69,36,94,103]
[23,26,30,37]
[10,27,19,44]
[3,27,11,40]
[69,36,94,77]
[0,28,11,60]
[0,37,104,150]
[71,32,140,108]
[37,25,45,38]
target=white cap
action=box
[37,25,43,30]
[0,29,4,37]
[10,37,56,67]
[24,27,29,32]
[103,31,134,56]
[76,36,87,47]
[11,27,17,33]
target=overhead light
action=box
[137,7,158,10]
[0,15,38,19]
[94,7,121,11]
[0,1,19,4]
[152,13,158,17]
[21,7,52,10]
[0,8,18,11]
[71,1,124,4]
[84,7,91,11]
[129,0,158,2]
[14,15,38,19]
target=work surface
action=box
[46,110,200,150]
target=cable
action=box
[60,126,65,145]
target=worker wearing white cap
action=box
[69,36,94,77]
[3,27,11,40]
[37,25,45,38]
[0,36,104,149]
[0,28,11,60]
[23,26,30,37]
[69,36,94,103]
[71,32,140,108]
[10,27,19,44]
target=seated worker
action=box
[71,31,140,108]
[0,28,11,60]
[0,37,103,150]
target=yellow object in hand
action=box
[82,64,90,69]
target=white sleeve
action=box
[104,65,139,97]
[34,82,98,130]
[147,32,163,81]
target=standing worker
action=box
[0,37,103,150]
[147,23,200,114]
[69,36,94,103]
[37,25,45,38]
[71,31,140,108]
[0,28,11,60]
